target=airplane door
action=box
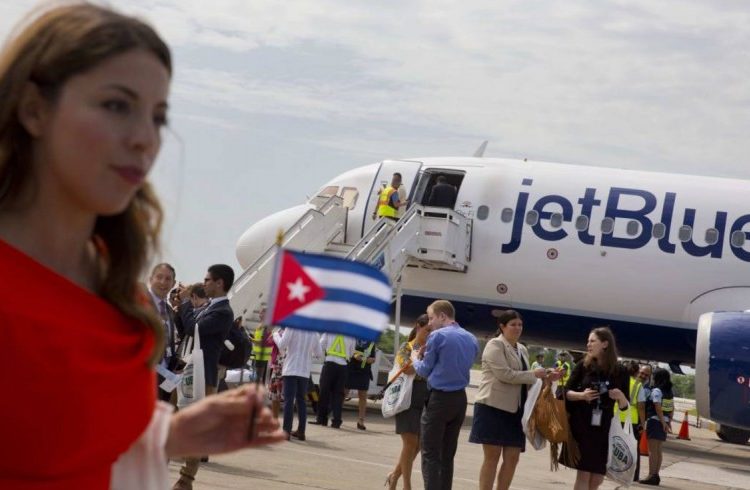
[362,159,422,236]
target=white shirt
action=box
[397,184,407,217]
[273,328,322,377]
[319,333,356,366]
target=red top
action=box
[0,239,156,489]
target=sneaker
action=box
[639,475,660,486]
[291,430,306,441]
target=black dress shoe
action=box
[331,422,341,429]
[639,475,660,486]
[309,420,327,426]
[291,430,306,441]
[200,456,209,463]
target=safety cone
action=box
[639,430,649,455]
[677,411,691,440]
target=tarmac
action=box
[170,371,750,489]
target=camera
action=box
[590,380,609,395]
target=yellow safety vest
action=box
[326,335,348,359]
[556,360,571,386]
[376,186,398,218]
[615,377,643,424]
[252,326,272,362]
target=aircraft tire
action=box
[716,424,750,445]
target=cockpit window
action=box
[318,186,339,198]
[341,187,359,209]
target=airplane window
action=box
[626,220,640,236]
[341,187,359,210]
[574,215,589,231]
[501,208,513,223]
[678,225,692,242]
[477,205,489,220]
[731,230,746,248]
[317,185,339,198]
[704,228,719,246]
[550,213,563,228]
[601,217,614,234]
[652,223,666,239]
[525,210,539,226]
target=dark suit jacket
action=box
[180,298,234,387]
[427,183,457,208]
[149,294,178,368]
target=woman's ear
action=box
[17,82,50,138]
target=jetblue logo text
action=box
[501,179,750,262]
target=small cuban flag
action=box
[266,249,392,341]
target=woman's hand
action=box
[533,368,547,379]
[547,368,563,382]
[165,385,286,458]
[608,388,628,408]
[580,388,600,402]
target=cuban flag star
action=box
[266,249,392,341]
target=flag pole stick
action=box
[248,229,285,441]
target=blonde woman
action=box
[386,314,432,490]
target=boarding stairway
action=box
[228,196,472,321]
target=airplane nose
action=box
[235,204,312,269]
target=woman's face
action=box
[415,323,431,343]
[587,332,608,358]
[31,49,170,216]
[500,318,523,343]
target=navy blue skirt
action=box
[469,402,525,450]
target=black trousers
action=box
[317,361,348,426]
[421,389,467,490]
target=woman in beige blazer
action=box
[469,310,559,490]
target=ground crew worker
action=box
[531,353,545,370]
[555,352,572,386]
[252,307,273,384]
[372,173,402,221]
[614,361,646,481]
[312,333,356,428]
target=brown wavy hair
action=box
[0,3,172,363]
[583,326,619,376]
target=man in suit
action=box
[147,262,178,402]
[427,175,457,208]
[173,264,235,490]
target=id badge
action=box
[591,407,603,427]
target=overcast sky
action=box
[2,1,748,282]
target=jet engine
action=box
[695,311,750,444]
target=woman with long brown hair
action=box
[560,327,629,490]
[385,314,432,490]
[0,4,283,488]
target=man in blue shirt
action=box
[413,300,479,490]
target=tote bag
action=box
[522,379,547,450]
[606,405,638,486]
[177,323,206,408]
[381,363,414,418]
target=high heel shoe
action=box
[357,419,367,431]
[384,473,393,488]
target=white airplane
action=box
[229,151,750,443]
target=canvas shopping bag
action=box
[606,405,638,486]
[177,323,206,408]
[381,363,414,418]
[522,379,547,450]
